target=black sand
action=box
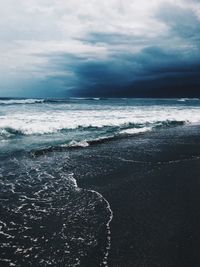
[70,125,200,267]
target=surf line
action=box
[69,173,113,267]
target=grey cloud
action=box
[0,0,200,97]
[157,3,200,43]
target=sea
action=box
[0,97,200,266]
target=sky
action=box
[0,0,200,98]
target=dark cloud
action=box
[69,4,200,97]
[71,62,200,98]
[50,43,199,97]
[34,41,200,98]
[9,1,200,98]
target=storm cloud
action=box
[0,0,200,97]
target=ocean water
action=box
[0,98,200,157]
[0,98,200,266]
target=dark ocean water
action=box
[0,98,200,266]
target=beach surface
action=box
[70,124,200,267]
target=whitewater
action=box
[0,98,200,155]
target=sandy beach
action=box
[70,124,200,266]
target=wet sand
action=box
[70,125,200,267]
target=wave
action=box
[154,120,185,128]
[61,140,90,148]
[0,97,108,106]
[1,98,199,105]
[69,97,106,101]
[0,120,186,139]
[28,121,187,157]
[0,127,27,138]
[177,98,199,102]
[30,136,117,156]
[119,127,152,135]
[0,99,45,105]
[62,137,114,148]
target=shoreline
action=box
[70,172,114,267]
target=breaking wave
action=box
[0,120,186,139]
[1,98,200,155]
[29,121,187,157]
[0,98,106,105]
[119,126,152,135]
[177,98,199,102]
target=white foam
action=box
[0,103,200,136]
[68,140,89,148]
[0,129,14,138]
[68,173,113,266]
[120,126,152,135]
[68,173,79,188]
[89,189,113,267]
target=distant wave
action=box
[0,99,45,105]
[177,98,199,102]
[0,97,109,105]
[69,97,106,101]
[1,98,200,105]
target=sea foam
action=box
[0,106,200,136]
[1,99,200,154]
